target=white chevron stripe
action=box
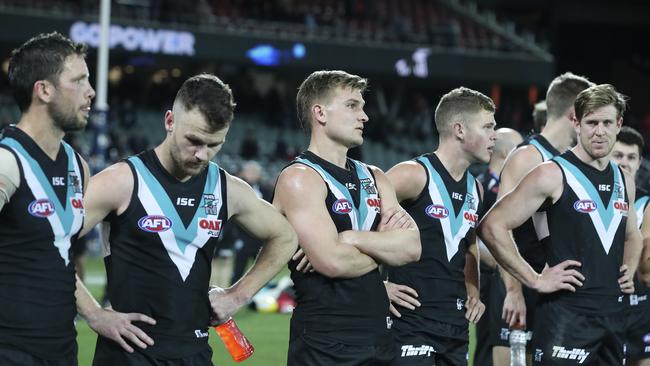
[424,174,478,262]
[11,149,83,265]
[560,167,624,254]
[134,169,222,281]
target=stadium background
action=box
[0,0,649,364]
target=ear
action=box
[452,120,464,140]
[164,110,174,134]
[313,104,326,126]
[33,79,55,104]
[616,116,623,129]
[567,106,577,122]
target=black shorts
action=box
[0,344,77,366]
[390,318,468,366]
[288,331,395,366]
[624,305,650,361]
[531,301,626,365]
[474,268,493,366]
[488,270,538,349]
[93,336,213,366]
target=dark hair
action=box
[8,32,88,112]
[434,87,495,136]
[616,126,644,156]
[175,73,236,131]
[545,72,593,121]
[296,70,368,131]
[574,84,627,122]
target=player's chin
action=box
[63,119,87,132]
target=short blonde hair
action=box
[296,70,367,131]
[434,87,495,136]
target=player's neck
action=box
[541,118,573,153]
[154,144,192,182]
[15,110,64,160]
[435,142,471,181]
[307,135,350,169]
[571,145,611,171]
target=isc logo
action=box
[138,215,172,232]
[332,199,353,214]
[28,199,55,218]
[573,200,597,213]
[425,204,449,219]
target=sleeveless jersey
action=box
[512,134,561,272]
[627,190,650,310]
[104,149,227,358]
[286,151,388,344]
[539,151,628,314]
[387,153,482,326]
[0,126,84,359]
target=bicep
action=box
[230,181,293,242]
[273,172,342,262]
[374,167,401,211]
[486,166,558,231]
[83,164,131,233]
[0,148,19,197]
[497,148,541,200]
[641,205,650,239]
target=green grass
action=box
[77,257,476,365]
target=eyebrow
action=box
[186,134,224,145]
[345,99,365,106]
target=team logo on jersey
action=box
[360,178,377,194]
[28,199,55,217]
[198,218,222,237]
[614,182,624,200]
[202,193,220,215]
[332,198,353,214]
[466,193,477,211]
[68,171,82,194]
[138,215,172,232]
[425,204,449,219]
[573,199,597,213]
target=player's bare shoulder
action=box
[0,147,19,184]
[89,161,135,205]
[276,163,326,194]
[504,144,545,174]
[385,160,427,201]
[274,163,327,212]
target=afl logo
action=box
[28,199,55,218]
[138,215,172,233]
[425,204,449,219]
[332,199,353,214]
[573,200,597,213]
